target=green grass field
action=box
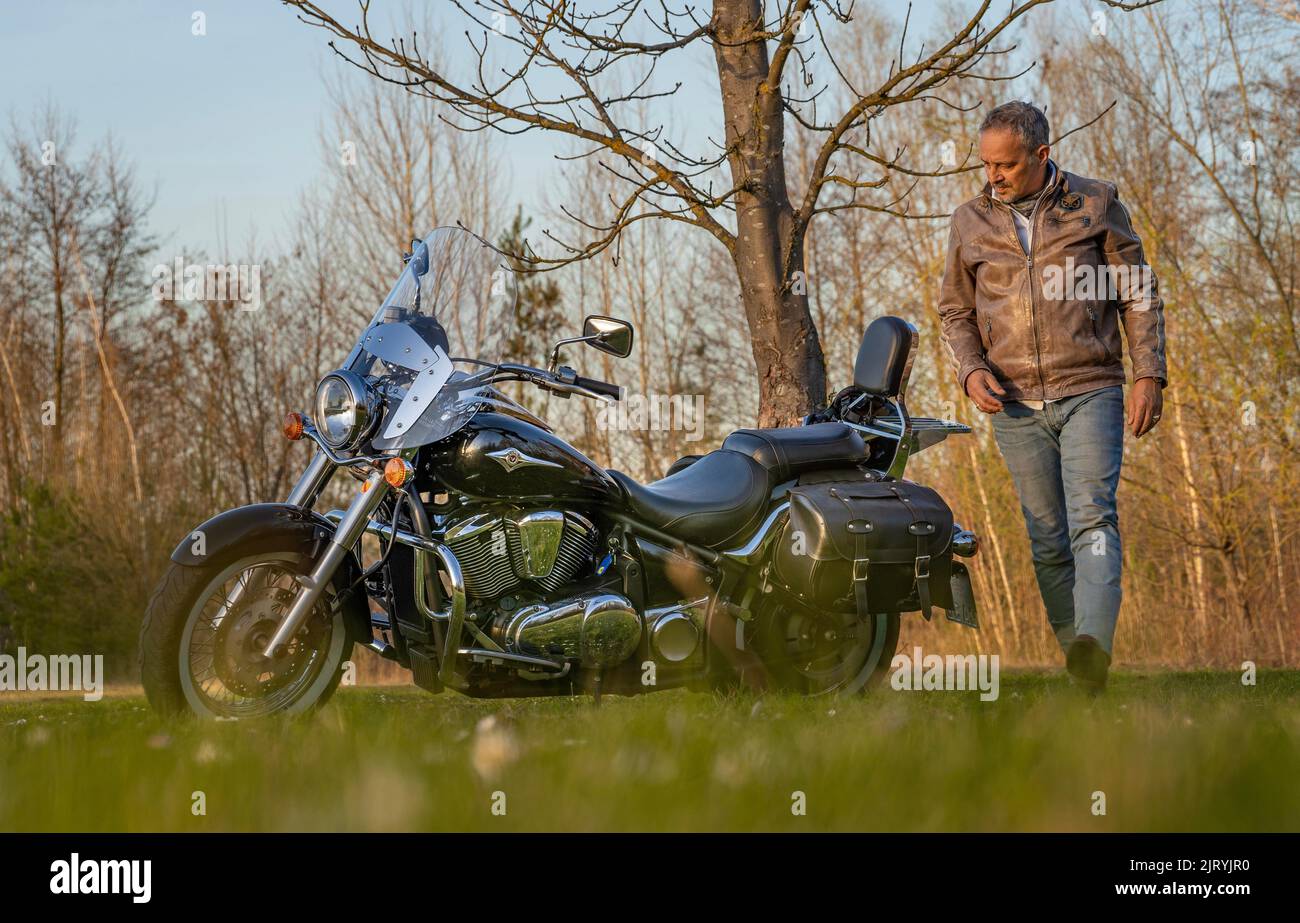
[2,671,1297,832]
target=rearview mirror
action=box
[582,315,634,358]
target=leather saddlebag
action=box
[773,473,954,617]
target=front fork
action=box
[260,451,390,659]
[286,449,336,508]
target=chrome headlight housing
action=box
[313,369,378,450]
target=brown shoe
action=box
[1066,634,1111,695]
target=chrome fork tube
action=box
[222,452,336,626]
[286,449,336,509]
[262,469,389,659]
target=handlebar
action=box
[482,362,621,402]
[572,374,622,400]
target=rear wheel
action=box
[752,597,900,696]
[140,549,353,719]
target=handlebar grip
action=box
[573,375,622,400]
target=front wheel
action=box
[751,596,900,696]
[140,549,353,719]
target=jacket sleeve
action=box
[937,218,989,392]
[1102,184,1167,386]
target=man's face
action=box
[979,127,1050,200]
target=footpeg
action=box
[365,638,399,661]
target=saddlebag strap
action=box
[830,486,874,620]
[892,485,935,620]
[914,546,933,618]
[851,527,871,619]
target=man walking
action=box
[937,100,1167,694]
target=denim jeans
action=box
[989,385,1125,657]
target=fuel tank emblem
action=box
[487,446,563,473]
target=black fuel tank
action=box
[424,412,622,504]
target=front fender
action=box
[169,503,371,642]
[170,504,336,566]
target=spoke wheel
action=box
[754,597,899,696]
[142,548,352,719]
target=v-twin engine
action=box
[442,508,598,598]
[441,507,705,671]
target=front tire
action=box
[140,549,353,719]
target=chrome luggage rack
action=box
[839,394,972,479]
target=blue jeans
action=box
[989,386,1125,657]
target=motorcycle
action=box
[140,226,981,718]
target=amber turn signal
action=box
[384,457,414,489]
[282,412,305,441]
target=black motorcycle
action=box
[140,226,980,718]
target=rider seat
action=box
[607,450,771,548]
[722,422,866,484]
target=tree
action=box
[498,208,566,367]
[285,0,1159,425]
[2,107,97,462]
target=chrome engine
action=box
[442,508,598,598]
[440,507,707,671]
[500,592,642,667]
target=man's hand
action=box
[965,369,1007,414]
[1128,376,1163,437]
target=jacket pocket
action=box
[1085,305,1116,364]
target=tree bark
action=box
[713,0,827,427]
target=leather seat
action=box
[607,449,771,548]
[722,422,866,484]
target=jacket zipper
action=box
[1026,194,1049,397]
[990,173,1056,398]
[1086,305,1115,362]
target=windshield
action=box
[343,227,518,450]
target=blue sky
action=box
[2,2,331,254]
[0,1,952,256]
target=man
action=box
[937,100,1167,694]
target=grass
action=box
[2,670,1297,832]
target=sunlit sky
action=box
[0,1,971,257]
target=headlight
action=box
[313,370,376,449]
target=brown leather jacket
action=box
[937,164,1167,400]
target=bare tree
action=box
[2,107,98,463]
[319,66,502,324]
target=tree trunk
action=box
[713,0,826,427]
[51,261,66,463]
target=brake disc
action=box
[212,585,328,697]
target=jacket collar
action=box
[981,159,1064,210]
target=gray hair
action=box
[979,101,1050,152]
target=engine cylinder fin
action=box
[443,509,598,600]
[536,512,596,592]
[444,514,519,598]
